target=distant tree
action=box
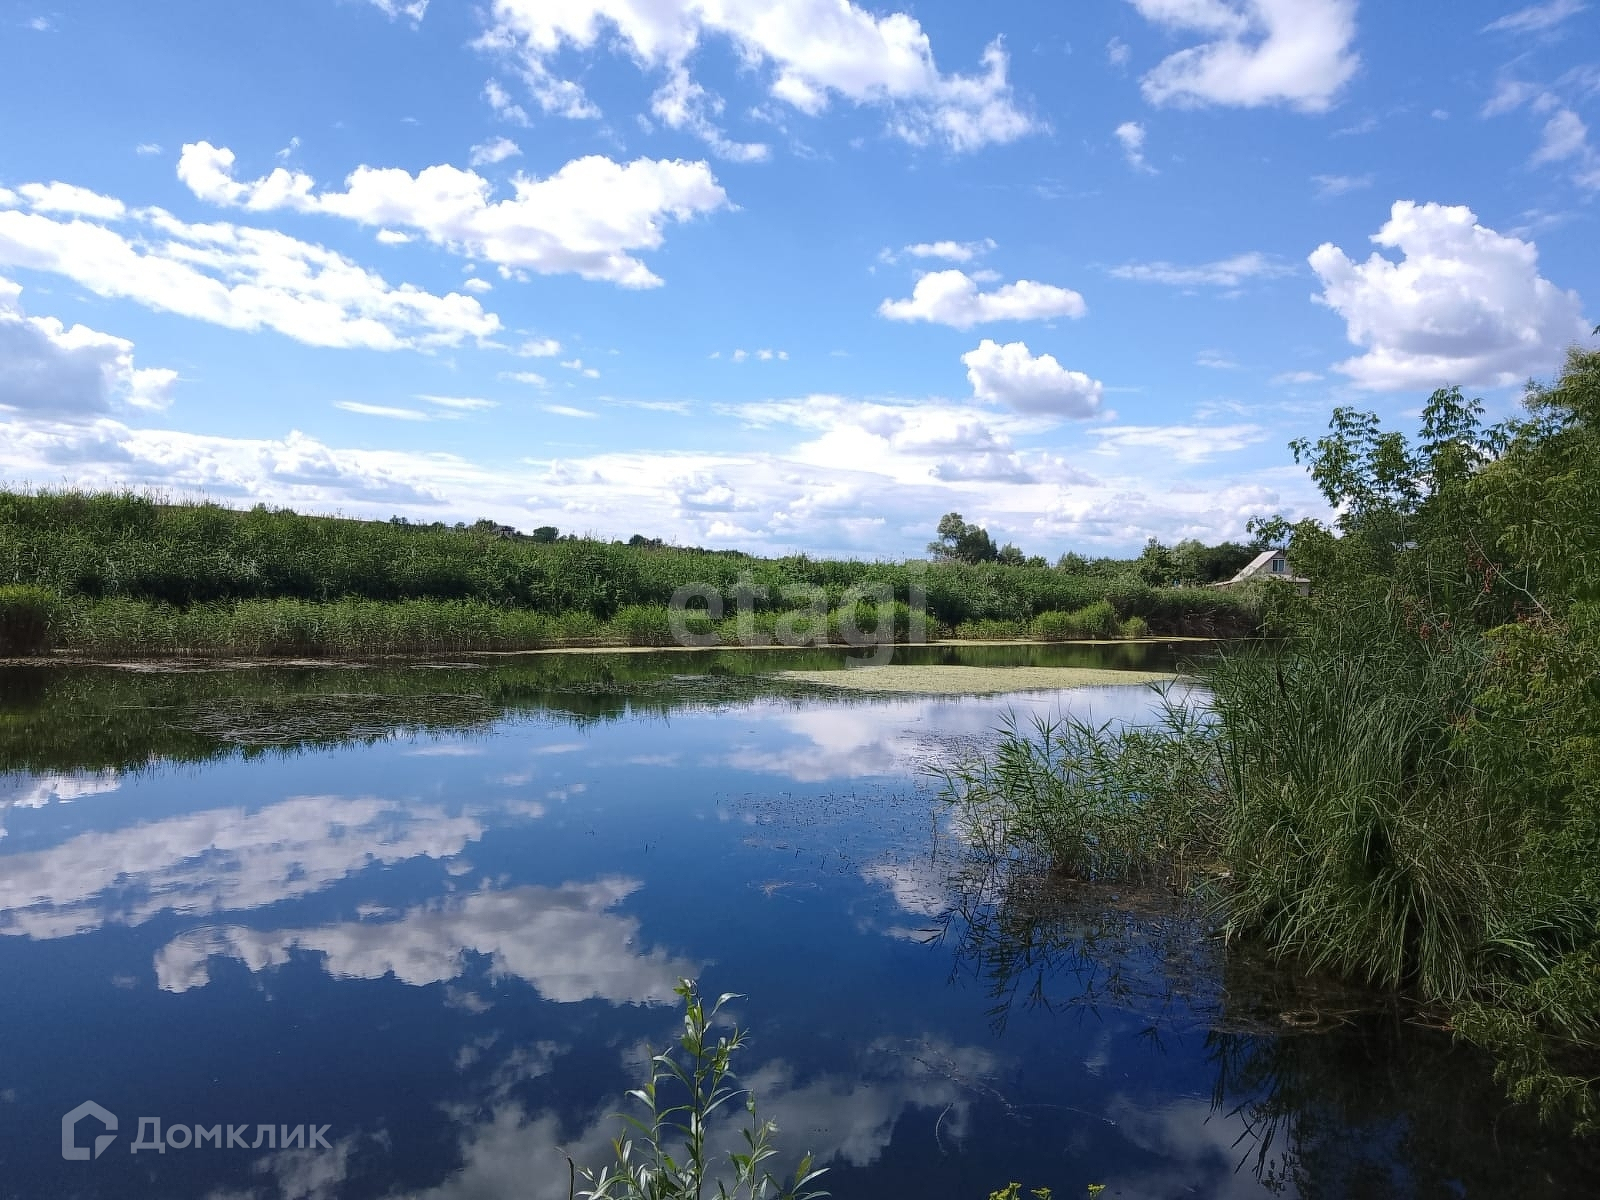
[996,542,1026,566]
[1171,538,1256,585]
[1137,537,1178,587]
[531,526,560,543]
[927,512,999,563]
[1055,551,1089,573]
[627,533,664,548]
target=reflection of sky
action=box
[0,679,1544,1200]
[156,878,695,1004]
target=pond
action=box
[0,643,1593,1198]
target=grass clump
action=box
[1031,601,1122,641]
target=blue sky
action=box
[1,0,1596,556]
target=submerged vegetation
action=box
[942,348,1600,1132]
[0,490,1262,655]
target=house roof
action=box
[1226,549,1281,584]
[1221,548,1310,587]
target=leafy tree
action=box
[997,542,1026,566]
[928,512,1000,563]
[1136,537,1177,587]
[531,525,560,543]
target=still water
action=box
[0,644,1593,1198]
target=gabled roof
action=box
[1230,549,1280,582]
[1222,548,1310,586]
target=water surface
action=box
[0,644,1592,1198]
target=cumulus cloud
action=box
[0,185,499,351]
[178,141,729,289]
[1115,121,1155,172]
[0,277,177,416]
[1109,251,1293,287]
[879,270,1086,328]
[1129,0,1359,112]
[962,339,1104,418]
[480,0,1038,152]
[898,238,996,263]
[1309,200,1592,390]
[469,136,522,166]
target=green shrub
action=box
[0,585,56,654]
[1120,615,1150,639]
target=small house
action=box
[1211,548,1310,596]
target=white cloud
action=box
[560,357,600,378]
[335,400,431,421]
[1109,251,1293,287]
[1482,1,1587,34]
[649,66,772,162]
[1196,349,1238,369]
[368,0,429,23]
[1533,108,1589,162]
[962,339,1104,418]
[1129,0,1359,112]
[1309,200,1592,390]
[483,78,530,124]
[1482,77,1540,116]
[0,186,499,351]
[469,136,522,167]
[541,403,598,418]
[0,277,177,416]
[515,337,562,357]
[1090,422,1269,463]
[462,277,492,293]
[1313,172,1373,196]
[879,270,1086,328]
[1108,36,1132,66]
[1270,369,1323,385]
[420,394,497,411]
[898,238,995,263]
[135,143,163,156]
[1115,120,1155,172]
[16,181,126,219]
[178,141,729,289]
[480,0,1038,152]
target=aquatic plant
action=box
[570,980,827,1200]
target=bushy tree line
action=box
[0,491,1262,644]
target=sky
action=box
[1,0,1597,558]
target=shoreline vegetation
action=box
[0,490,1269,657]
[941,350,1600,1135]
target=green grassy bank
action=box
[0,492,1261,656]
